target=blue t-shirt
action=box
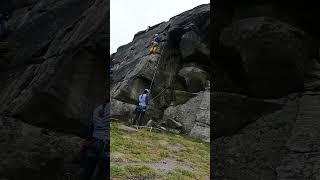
[138,94,148,107]
[154,36,161,43]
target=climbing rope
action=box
[149,89,202,106]
[148,42,167,92]
[171,89,203,95]
[145,41,207,104]
[150,87,166,101]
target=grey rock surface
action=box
[110,4,210,140]
[0,0,108,179]
[220,17,310,98]
[213,1,320,179]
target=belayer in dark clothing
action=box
[149,34,161,54]
[132,89,150,126]
[0,0,13,39]
[0,12,9,39]
[81,100,110,180]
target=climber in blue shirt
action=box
[132,89,149,126]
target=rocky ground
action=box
[0,0,108,179]
[213,0,320,179]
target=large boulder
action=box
[178,64,209,93]
[212,91,283,138]
[212,1,320,179]
[111,54,160,104]
[212,94,300,179]
[163,89,210,140]
[220,17,312,98]
[179,28,209,62]
[0,117,83,179]
[0,0,108,179]
[110,99,136,121]
[0,0,108,136]
[304,58,320,91]
[189,88,210,142]
[213,92,320,179]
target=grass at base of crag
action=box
[110,122,210,179]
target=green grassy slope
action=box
[110,122,210,179]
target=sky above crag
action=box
[110,0,210,54]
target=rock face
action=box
[0,0,108,179]
[163,88,210,141]
[213,1,320,179]
[110,4,210,140]
[220,17,310,98]
[0,116,83,179]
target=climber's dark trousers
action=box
[0,20,8,39]
[0,21,5,38]
[82,157,108,180]
[133,111,145,126]
[82,139,109,180]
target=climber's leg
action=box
[132,109,141,126]
[81,139,101,180]
[81,155,98,180]
[96,141,109,180]
[0,21,4,39]
[152,42,159,54]
[151,45,155,54]
[0,18,9,39]
[96,157,108,180]
[156,45,161,54]
[138,111,145,126]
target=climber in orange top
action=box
[149,33,161,54]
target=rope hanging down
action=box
[148,42,167,92]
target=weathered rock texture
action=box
[110,4,210,141]
[213,0,320,179]
[0,0,108,179]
